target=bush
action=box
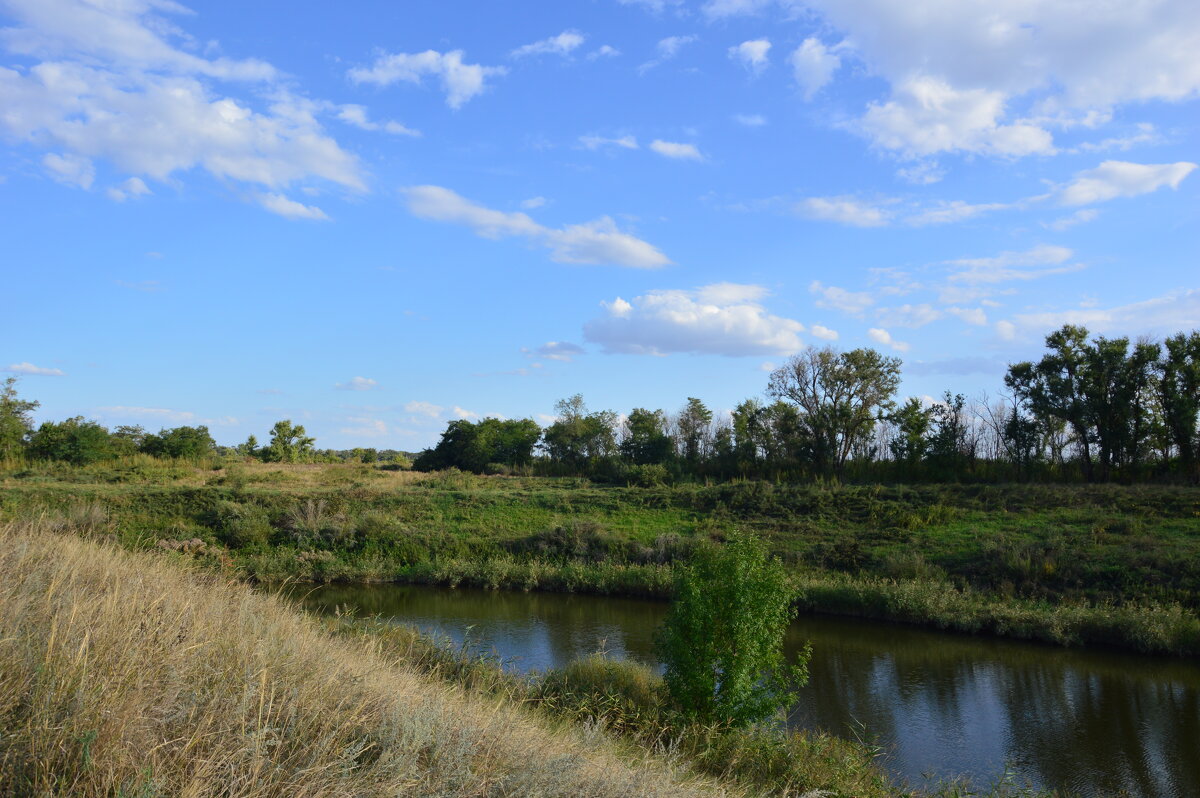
[627,463,670,488]
[657,532,810,726]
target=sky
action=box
[1,0,1197,450]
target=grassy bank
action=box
[3,459,1199,655]
[0,518,742,797]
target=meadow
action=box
[3,456,1198,655]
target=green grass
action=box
[3,459,1199,655]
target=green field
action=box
[3,457,1199,655]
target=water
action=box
[295,584,1200,796]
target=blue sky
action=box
[2,0,1197,449]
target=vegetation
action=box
[659,533,810,726]
[0,518,739,798]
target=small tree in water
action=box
[657,532,810,726]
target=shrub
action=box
[657,532,810,726]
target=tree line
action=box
[3,324,1197,483]
[414,325,1200,485]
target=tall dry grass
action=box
[0,518,739,798]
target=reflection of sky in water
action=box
[294,584,1200,798]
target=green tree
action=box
[620,407,672,465]
[0,377,39,459]
[28,417,113,465]
[263,420,315,463]
[657,532,810,726]
[767,346,902,476]
[542,395,617,470]
[142,425,216,459]
[888,397,931,469]
[237,434,259,458]
[675,397,713,466]
[1158,331,1200,482]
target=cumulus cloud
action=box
[810,324,839,341]
[906,200,1010,226]
[106,176,152,202]
[95,406,197,423]
[335,376,379,391]
[946,244,1080,286]
[584,283,806,356]
[258,193,329,221]
[588,45,621,59]
[789,38,839,100]
[1056,161,1197,206]
[797,196,890,227]
[810,281,875,317]
[876,303,943,328]
[348,49,506,108]
[402,185,670,268]
[729,39,771,73]
[520,196,547,209]
[0,2,365,209]
[453,406,481,420]
[649,140,703,160]
[1043,209,1099,231]
[511,30,586,58]
[867,327,910,352]
[6,362,65,376]
[339,417,390,438]
[639,35,696,72]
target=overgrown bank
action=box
[3,461,1200,655]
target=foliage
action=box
[657,532,810,725]
[263,419,315,463]
[142,424,216,459]
[414,416,541,473]
[0,377,39,459]
[542,394,618,468]
[27,416,114,465]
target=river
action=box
[295,583,1200,796]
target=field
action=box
[3,457,1199,655]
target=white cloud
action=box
[6,361,65,376]
[790,0,1200,158]
[529,341,586,362]
[336,104,420,136]
[348,49,506,109]
[453,406,481,420]
[520,196,547,209]
[876,303,943,328]
[335,376,379,391]
[649,139,703,160]
[702,0,774,18]
[810,280,875,317]
[106,176,151,202]
[789,38,839,100]
[729,39,771,73]
[588,45,621,59]
[1003,289,1200,340]
[896,161,945,185]
[810,324,839,340]
[258,193,329,221]
[405,401,443,418]
[860,77,1054,158]
[906,200,1010,226]
[947,306,989,326]
[42,152,94,188]
[867,327,910,352]
[511,30,585,59]
[1043,209,1099,231]
[579,134,639,150]
[639,35,696,72]
[946,244,1079,286]
[995,320,1017,341]
[797,196,890,227]
[733,113,767,127]
[339,417,390,438]
[1056,161,1197,206]
[402,185,670,268]
[584,283,806,356]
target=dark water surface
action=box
[295,584,1200,796]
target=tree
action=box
[0,377,39,459]
[1157,331,1200,482]
[142,425,216,459]
[621,407,672,465]
[675,397,713,466]
[414,417,541,472]
[263,420,315,463]
[657,532,810,726]
[888,397,931,470]
[542,395,617,469]
[28,417,113,465]
[767,346,903,476]
[237,434,259,458]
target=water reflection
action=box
[294,584,1200,797]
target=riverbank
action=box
[3,459,1198,655]
[3,517,1055,798]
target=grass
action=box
[0,517,746,798]
[3,459,1199,654]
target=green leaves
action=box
[657,532,809,727]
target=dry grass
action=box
[0,518,741,798]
